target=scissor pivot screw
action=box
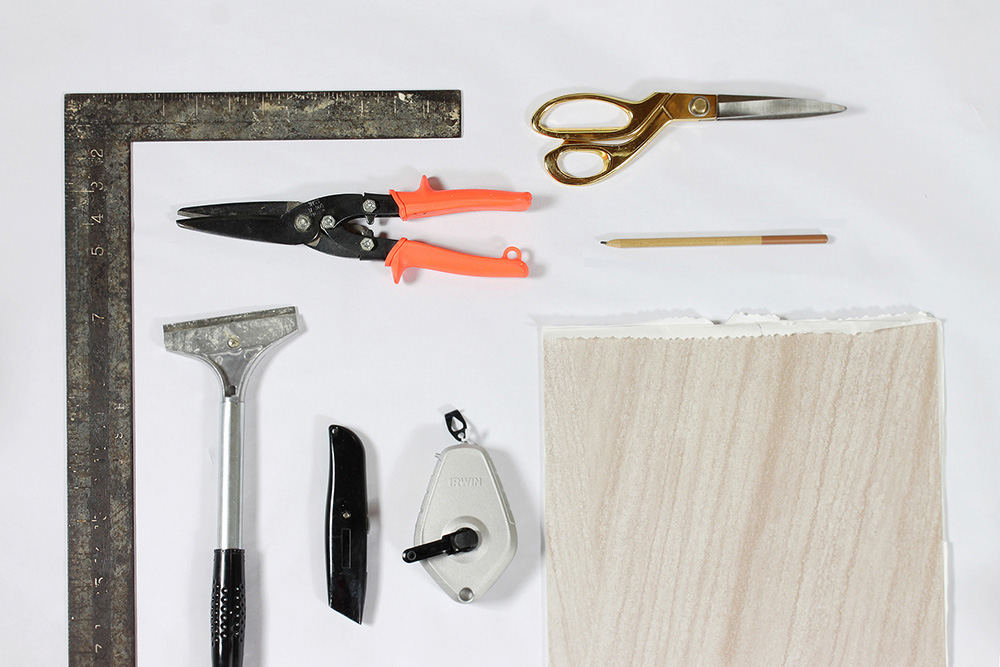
[294,214,312,232]
[362,199,378,214]
[320,215,335,229]
[360,237,375,251]
[226,335,240,349]
[689,96,710,117]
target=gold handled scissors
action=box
[531,92,846,185]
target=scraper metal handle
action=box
[214,399,246,667]
[211,548,246,667]
[219,397,245,548]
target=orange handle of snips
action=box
[384,239,528,283]
[390,176,532,219]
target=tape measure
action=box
[64,90,461,666]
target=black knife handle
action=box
[211,548,246,667]
[326,425,368,623]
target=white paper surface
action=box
[2,1,999,665]
[542,311,940,339]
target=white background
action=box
[2,0,998,664]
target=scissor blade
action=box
[716,95,846,120]
[177,214,314,245]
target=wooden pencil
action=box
[601,234,828,248]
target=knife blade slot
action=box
[340,528,352,569]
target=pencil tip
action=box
[600,240,607,245]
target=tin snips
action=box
[177,176,531,282]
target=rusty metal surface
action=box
[64,90,461,667]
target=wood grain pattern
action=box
[543,322,944,667]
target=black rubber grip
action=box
[211,548,246,667]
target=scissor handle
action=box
[533,92,719,185]
[541,116,676,186]
[541,142,633,186]
[531,92,673,141]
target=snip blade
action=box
[178,201,296,219]
[177,214,314,245]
